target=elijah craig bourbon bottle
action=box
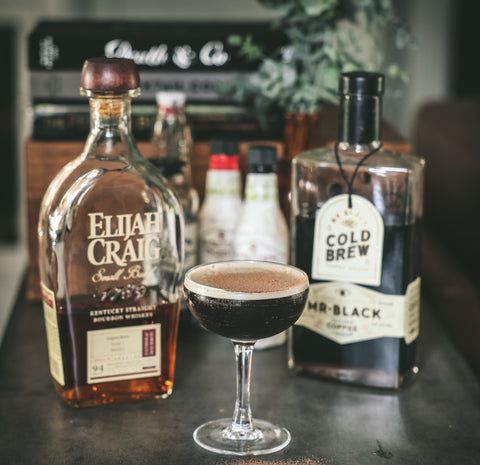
[38,58,184,406]
[289,72,424,388]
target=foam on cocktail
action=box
[184,261,308,301]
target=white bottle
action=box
[234,145,289,349]
[199,140,242,264]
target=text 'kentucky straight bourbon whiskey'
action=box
[38,58,184,406]
[290,72,424,388]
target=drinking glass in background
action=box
[184,260,309,456]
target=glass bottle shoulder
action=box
[291,145,425,224]
[38,148,184,298]
[39,150,183,235]
[294,146,425,174]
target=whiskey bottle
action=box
[151,91,192,163]
[38,58,184,406]
[151,91,199,273]
[289,72,424,388]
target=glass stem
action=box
[231,342,255,433]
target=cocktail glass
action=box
[184,260,309,456]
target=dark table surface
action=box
[1,287,479,465]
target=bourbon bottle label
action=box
[296,278,420,344]
[312,194,384,286]
[41,283,65,386]
[86,323,161,384]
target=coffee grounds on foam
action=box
[190,266,305,293]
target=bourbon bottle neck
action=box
[85,94,136,161]
[90,95,132,132]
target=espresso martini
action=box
[184,260,309,456]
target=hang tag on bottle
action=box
[311,194,384,286]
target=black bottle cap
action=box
[248,145,278,167]
[210,139,239,156]
[247,145,278,174]
[339,71,385,97]
[338,71,383,144]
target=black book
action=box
[30,103,282,141]
[29,20,284,103]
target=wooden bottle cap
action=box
[80,57,140,94]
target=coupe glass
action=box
[184,260,309,456]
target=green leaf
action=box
[301,0,338,16]
[228,35,242,46]
[223,0,412,120]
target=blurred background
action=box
[0,0,478,369]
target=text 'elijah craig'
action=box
[87,212,162,266]
[38,58,183,407]
[289,71,424,389]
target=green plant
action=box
[227,0,412,121]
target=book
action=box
[30,103,281,141]
[29,20,284,103]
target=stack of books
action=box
[28,20,285,140]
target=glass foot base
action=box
[193,418,291,456]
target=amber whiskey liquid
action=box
[52,298,179,407]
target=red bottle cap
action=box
[208,154,240,170]
[208,140,240,170]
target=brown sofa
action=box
[414,100,480,375]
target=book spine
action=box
[29,22,282,71]
[30,70,248,103]
[31,107,277,141]
[32,111,154,141]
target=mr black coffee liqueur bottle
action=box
[38,58,183,406]
[289,72,424,388]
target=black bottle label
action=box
[295,278,420,345]
[311,194,384,286]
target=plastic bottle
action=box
[199,140,241,264]
[234,144,289,349]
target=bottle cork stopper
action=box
[80,57,140,94]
